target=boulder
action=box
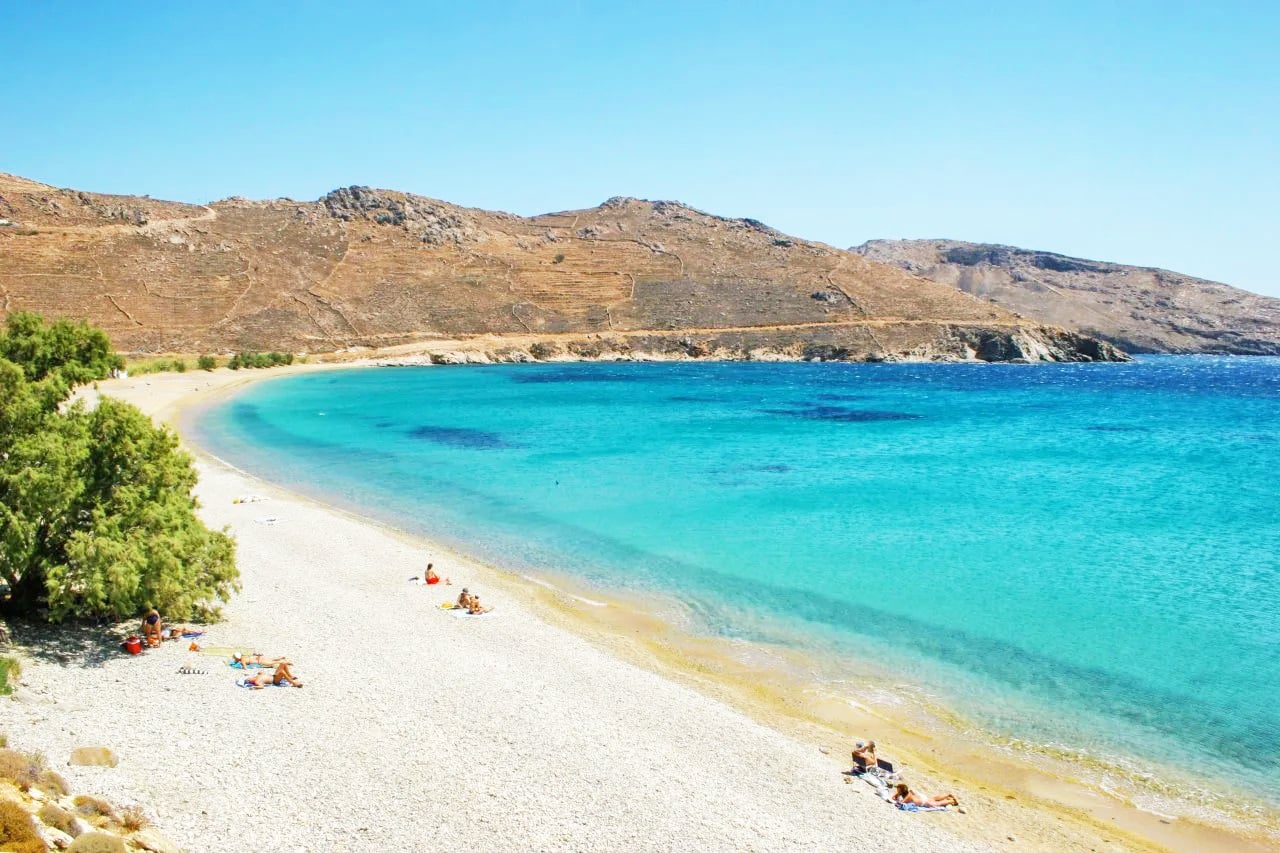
[68,747,117,768]
[132,828,183,853]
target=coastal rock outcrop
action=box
[854,238,1280,354]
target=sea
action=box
[195,356,1280,834]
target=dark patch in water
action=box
[763,405,923,423]
[408,425,515,449]
[1086,425,1150,433]
[669,394,718,403]
[372,421,394,429]
[512,368,652,384]
[753,464,792,473]
[815,393,868,402]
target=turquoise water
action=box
[197,358,1280,819]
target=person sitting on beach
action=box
[457,588,476,609]
[244,661,303,688]
[141,608,163,647]
[892,783,958,808]
[851,740,879,773]
[424,563,452,586]
[467,594,492,615]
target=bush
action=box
[0,748,41,790]
[0,657,19,695]
[0,315,239,621]
[73,795,115,823]
[196,355,217,371]
[38,803,77,835]
[37,768,69,797]
[0,799,46,853]
[116,805,147,832]
[67,833,124,853]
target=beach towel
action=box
[895,802,949,813]
[451,608,494,619]
[177,665,208,674]
[236,677,287,688]
[229,661,268,670]
[181,631,205,638]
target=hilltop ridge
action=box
[854,238,1280,354]
[0,173,1121,362]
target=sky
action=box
[3,1,1278,295]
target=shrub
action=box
[0,799,46,853]
[38,803,77,835]
[0,315,240,621]
[0,657,19,695]
[36,768,69,797]
[117,805,147,832]
[73,795,115,823]
[553,252,565,264]
[67,833,124,853]
[0,748,41,790]
[196,355,217,371]
[171,359,186,373]
[529,342,558,359]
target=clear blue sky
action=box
[4,2,1278,295]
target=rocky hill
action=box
[854,239,1280,354]
[0,173,1122,362]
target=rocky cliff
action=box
[0,173,1123,362]
[854,239,1280,354]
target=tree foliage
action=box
[0,314,238,621]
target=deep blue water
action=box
[197,357,1280,815]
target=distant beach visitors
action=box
[142,608,163,647]
[892,783,958,808]
[467,594,492,615]
[425,563,450,585]
[458,588,475,609]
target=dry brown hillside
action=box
[855,238,1280,355]
[0,173,1122,362]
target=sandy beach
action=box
[2,367,1266,852]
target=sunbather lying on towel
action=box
[233,652,291,667]
[892,783,958,808]
[243,661,303,688]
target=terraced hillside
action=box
[855,238,1280,355]
[0,173,1121,362]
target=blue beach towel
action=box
[236,677,287,688]
[229,661,268,669]
[896,802,949,813]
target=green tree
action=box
[0,315,238,621]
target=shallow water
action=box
[198,357,1280,824]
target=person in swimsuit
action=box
[892,783,958,808]
[244,661,303,688]
[457,588,476,609]
[233,652,291,667]
[851,740,878,773]
[467,594,492,615]
[142,608,163,647]
[425,563,451,585]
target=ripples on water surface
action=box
[200,357,1280,823]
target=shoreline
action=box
[9,364,1272,851]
